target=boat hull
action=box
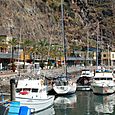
[53,83,77,95]
[91,85,115,94]
[77,85,91,91]
[16,96,55,113]
[76,76,92,91]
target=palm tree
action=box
[8,38,18,72]
[36,39,49,69]
[49,44,63,67]
[21,39,33,69]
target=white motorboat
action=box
[91,69,115,94]
[15,79,55,113]
[77,69,94,91]
[53,75,77,95]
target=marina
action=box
[0,0,115,114]
[0,67,115,115]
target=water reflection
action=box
[94,93,115,114]
[1,92,115,115]
[54,94,77,115]
[54,94,77,108]
[34,106,55,115]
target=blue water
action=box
[1,91,115,115]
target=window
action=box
[16,88,22,93]
[94,78,99,80]
[103,54,106,57]
[112,54,114,58]
[32,89,38,92]
[107,78,112,80]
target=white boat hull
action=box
[91,85,115,94]
[53,83,77,95]
[91,70,115,94]
[16,96,55,113]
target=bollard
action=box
[10,78,16,101]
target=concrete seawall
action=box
[0,65,98,93]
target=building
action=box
[101,51,115,66]
[0,34,31,70]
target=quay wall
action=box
[1,65,113,93]
[0,65,83,93]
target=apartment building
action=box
[101,51,115,66]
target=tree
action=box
[21,39,33,69]
[8,38,18,72]
[50,44,63,67]
[36,39,49,69]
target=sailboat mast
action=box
[96,21,99,68]
[61,0,67,76]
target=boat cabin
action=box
[16,79,47,98]
[93,70,114,83]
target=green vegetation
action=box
[0,0,114,62]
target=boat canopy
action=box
[16,79,44,88]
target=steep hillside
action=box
[0,0,115,51]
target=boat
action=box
[15,79,55,113]
[53,75,77,95]
[0,101,31,115]
[91,69,115,94]
[76,69,94,91]
[52,0,77,95]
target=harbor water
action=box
[1,91,115,115]
[34,91,115,115]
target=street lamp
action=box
[96,21,99,68]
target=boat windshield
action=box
[82,73,90,75]
[16,88,22,93]
[32,89,38,92]
[16,88,31,93]
[23,88,31,91]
